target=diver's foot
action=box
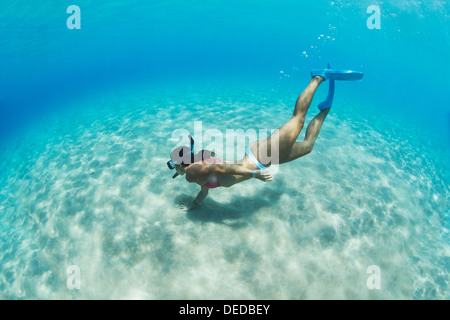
[312,75,326,83]
[312,63,331,82]
[311,70,332,81]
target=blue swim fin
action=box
[317,63,335,111]
[311,64,364,81]
[318,80,335,111]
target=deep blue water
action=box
[0,0,449,299]
[1,1,449,144]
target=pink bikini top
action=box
[201,158,222,189]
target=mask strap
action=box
[189,135,194,153]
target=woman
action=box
[168,66,363,210]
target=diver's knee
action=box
[303,141,314,155]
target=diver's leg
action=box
[253,76,324,165]
[279,108,330,163]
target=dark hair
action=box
[170,147,216,168]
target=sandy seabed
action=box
[0,82,448,299]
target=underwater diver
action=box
[167,66,363,210]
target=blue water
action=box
[0,1,449,299]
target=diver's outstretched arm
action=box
[193,187,209,207]
[178,187,209,211]
[186,164,273,183]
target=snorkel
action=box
[167,135,195,179]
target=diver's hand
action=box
[254,169,273,182]
[177,198,196,211]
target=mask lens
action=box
[167,160,176,170]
